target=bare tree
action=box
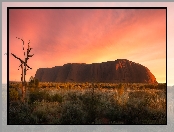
[11,37,34,102]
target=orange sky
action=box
[9,8,166,83]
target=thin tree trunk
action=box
[24,58,27,102]
[11,38,34,103]
[21,64,25,102]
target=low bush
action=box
[29,89,50,103]
[50,94,63,103]
[59,101,86,124]
[9,102,34,124]
[9,88,19,101]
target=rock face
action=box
[35,59,157,83]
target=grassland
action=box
[8,82,166,124]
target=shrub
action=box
[157,83,166,90]
[34,78,39,88]
[9,101,34,124]
[28,76,40,88]
[117,83,125,95]
[59,101,87,124]
[79,91,102,124]
[9,88,19,101]
[30,100,62,124]
[51,94,63,103]
[29,89,50,103]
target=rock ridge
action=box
[35,59,157,83]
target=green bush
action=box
[9,102,34,124]
[50,94,63,103]
[28,76,39,88]
[29,89,50,103]
[9,88,19,101]
[35,78,39,88]
[79,91,102,124]
[59,101,87,124]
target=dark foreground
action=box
[8,83,166,124]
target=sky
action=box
[8,8,166,83]
[2,2,174,86]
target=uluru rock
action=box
[35,59,157,83]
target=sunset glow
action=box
[9,8,166,83]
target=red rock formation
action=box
[34,59,157,83]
